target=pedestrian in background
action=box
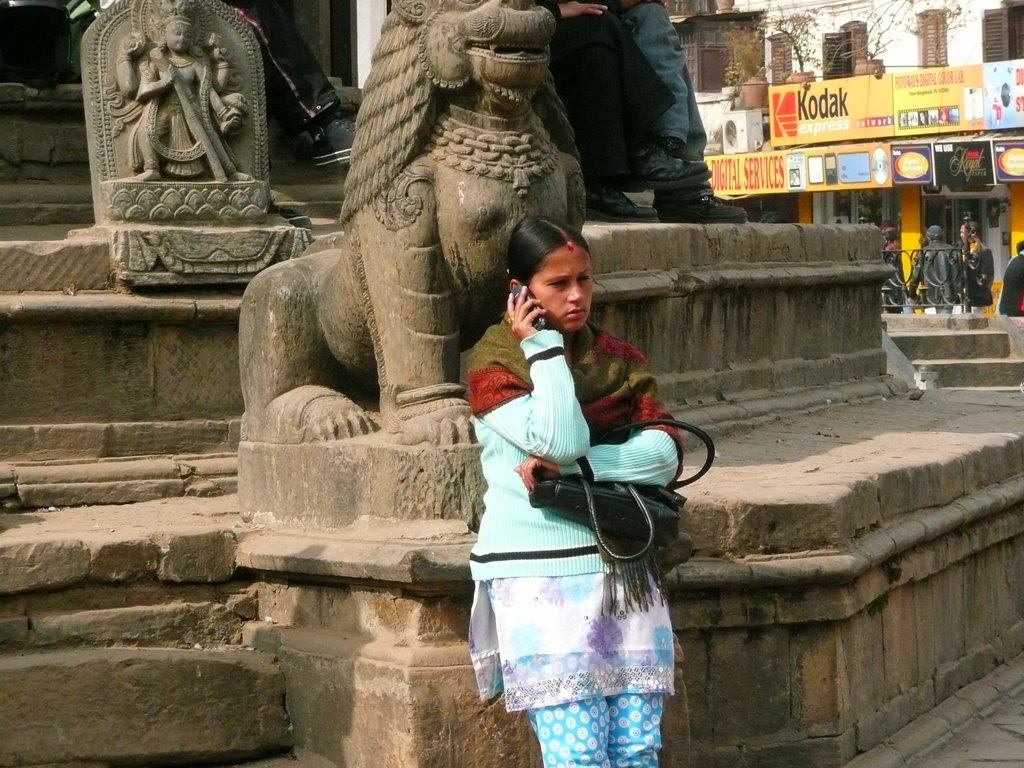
[999,241,1024,317]
[964,225,994,313]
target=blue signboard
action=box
[891,144,933,184]
[983,60,1024,130]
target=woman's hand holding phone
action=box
[507,285,547,339]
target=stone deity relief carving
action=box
[239,0,586,448]
[80,0,308,288]
[82,0,270,224]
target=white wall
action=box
[730,0,1002,72]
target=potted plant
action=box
[724,25,768,110]
[768,9,820,82]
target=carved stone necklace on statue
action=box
[429,104,558,197]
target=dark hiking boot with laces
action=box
[623,141,709,191]
[586,183,658,222]
[657,136,705,163]
[654,191,748,224]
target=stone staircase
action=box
[884,314,1024,390]
[0,81,351,511]
[0,496,295,766]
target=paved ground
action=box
[913,690,1024,767]
[846,653,1024,768]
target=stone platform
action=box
[3,387,1023,767]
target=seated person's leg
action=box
[548,14,701,222]
[549,40,655,222]
[226,0,354,166]
[620,3,693,159]
[619,4,746,224]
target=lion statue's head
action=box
[340,0,577,224]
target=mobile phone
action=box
[510,284,547,330]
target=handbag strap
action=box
[579,477,655,563]
[602,418,716,490]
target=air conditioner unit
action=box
[722,109,764,155]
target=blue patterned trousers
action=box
[526,693,664,768]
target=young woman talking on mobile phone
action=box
[466,215,684,768]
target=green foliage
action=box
[724,25,767,86]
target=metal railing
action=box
[881,246,991,315]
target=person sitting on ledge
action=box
[537,0,746,224]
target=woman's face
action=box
[523,243,593,335]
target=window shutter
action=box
[700,46,730,91]
[983,8,1009,63]
[822,32,847,79]
[769,33,792,84]
[918,10,948,68]
[841,20,868,61]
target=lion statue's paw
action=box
[387,398,475,446]
[253,385,379,444]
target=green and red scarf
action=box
[467,321,683,468]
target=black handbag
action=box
[527,419,715,563]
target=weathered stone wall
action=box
[237,394,1024,768]
[0,294,243,461]
[240,223,895,531]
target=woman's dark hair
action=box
[507,216,590,282]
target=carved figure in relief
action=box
[115,0,250,182]
[239,0,585,447]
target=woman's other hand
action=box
[515,456,561,493]
[557,2,606,18]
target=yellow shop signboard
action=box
[769,75,895,148]
[891,65,984,136]
[707,151,789,195]
[708,143,893,196]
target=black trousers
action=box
[547,13,674,183]
[227,0,340,135]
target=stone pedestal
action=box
[238,438,486,530]
[94,222,312,287]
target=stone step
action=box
[0,216,345,292]
[888,329,1012,361]
[205,756,335,768]
[0,495,246,594]
[0,452,237,509]
[909,358,1024,388]
[0,647,291,765]
[0,601,247,652]
[882,314,994,332]
[0,292,244,456]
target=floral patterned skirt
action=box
[469,573,675,712]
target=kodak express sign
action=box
[770,75,895,147]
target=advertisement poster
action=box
[933,140,994,188]
[983,60,1024,130]
[706,144,892,195]
[891,144,934,184]
[993,141,1024,182]
[892,65,984,136]
[769,74,895,148]
[707,151,789,196]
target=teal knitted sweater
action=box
[469,329,679,582]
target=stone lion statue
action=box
[239,0,584,446]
